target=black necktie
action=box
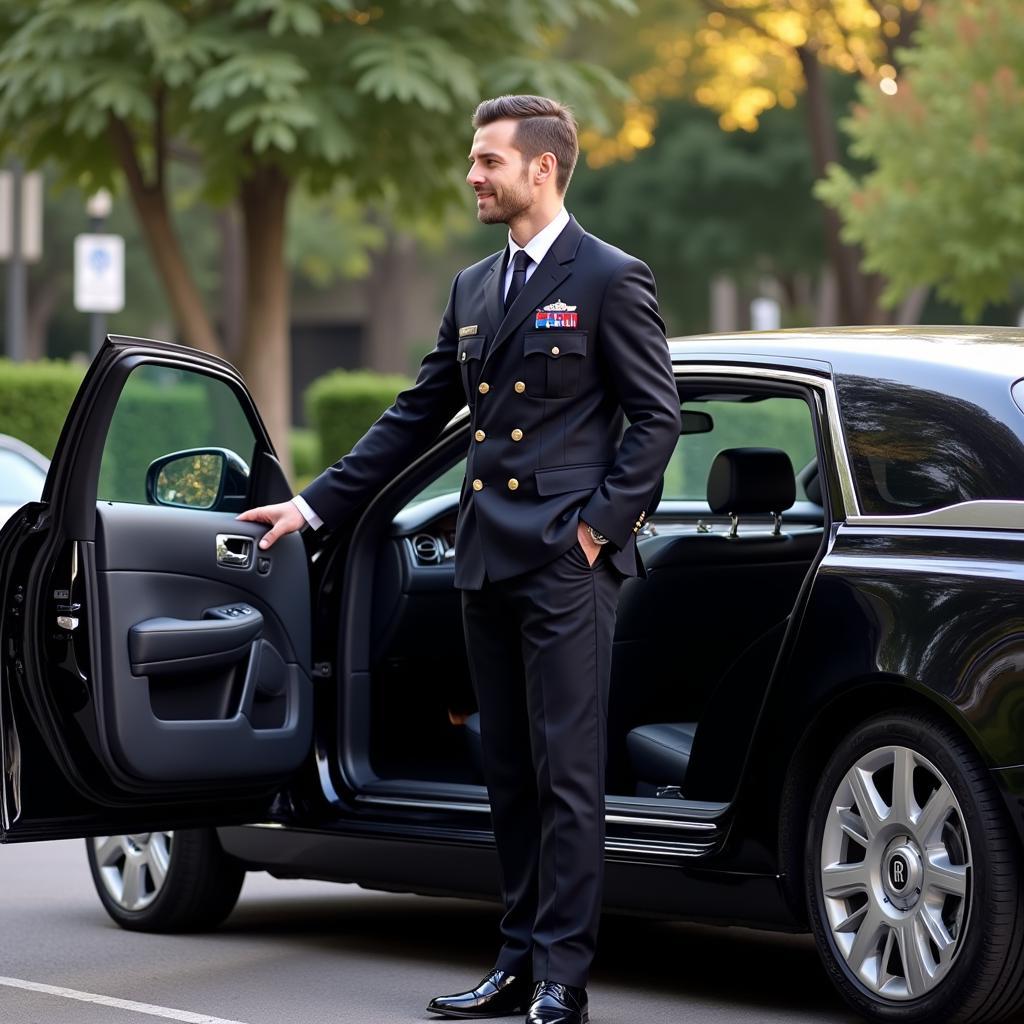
[504,249,531,313]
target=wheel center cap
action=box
[882,839,923,910]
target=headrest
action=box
[707,448,796,515]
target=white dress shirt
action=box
[503,205,569,300]
[293,207,571,532]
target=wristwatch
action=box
[585,523,609,546]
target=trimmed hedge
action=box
[0,358,85,457]
[305,369,412,468]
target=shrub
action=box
[0,359,85,456]
[304,369,411,467]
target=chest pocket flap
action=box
[524,331,587,358]
[457,334,485,363]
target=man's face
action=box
[466,119,533,225]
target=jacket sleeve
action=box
[299,273,466,531]
[579,259,681,549]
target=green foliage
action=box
[663,397,817,500]
[0,0,630,216]
[817,0,1024,317]
[0,358,83,456]
[569,98,825,332]
[98,364,257,503]
[305,368,411,467]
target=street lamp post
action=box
[85,189,113,357]
[5,157,26,361]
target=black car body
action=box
[2,328,1023,1022]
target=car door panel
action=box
[92,504,312,784]
[0,337,316,841]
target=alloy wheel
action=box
[819,745,972,1001]
[91,832,174,913]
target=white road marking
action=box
[0,976,252,1024]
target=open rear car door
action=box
[0,337,313,841]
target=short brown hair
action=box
[472,95,579,194]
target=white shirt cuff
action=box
[292,494,323,531]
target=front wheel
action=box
[86,828,245,932]
[806,711,1024,1023]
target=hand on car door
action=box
[236,500,305,549]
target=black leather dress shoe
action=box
[526,981,589,1023]
[426,968,531,1018]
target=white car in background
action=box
[0,434,49,527]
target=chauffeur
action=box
[238,95,681,1024]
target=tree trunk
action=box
[797,45,879,324]
[218,205,245,360]
[238,167,292,479]
[364,230,421,375]
[108,118,222,357]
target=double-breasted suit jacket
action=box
[301,215,682,588]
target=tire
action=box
[806,711,1024,1023]
[86,828,245,933]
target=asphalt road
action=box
[0,839,857,1024]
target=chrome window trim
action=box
[670,361,860,517]
[846,500,1024,532]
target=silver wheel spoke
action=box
[838,808,870,848]
[918,906,956,963]
[120,857,143,910]
[847,906,886,978]
[914,781,954,845]
[848,766,887,838]
[147,841,169,889]
[891,747,916,824]
[926,850,968,898]
[823,860,871,899]
[896,919,932,998]
[94,835,125,867]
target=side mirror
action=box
[680,410,714,435]
[146,448,250,511]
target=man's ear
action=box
[534,152,557,187]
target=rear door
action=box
[0,337,313,841]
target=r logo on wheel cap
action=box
[889,855,908,891]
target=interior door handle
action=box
[216,534,253,568]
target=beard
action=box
[476,166,532,224]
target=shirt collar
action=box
[507,207,570,267]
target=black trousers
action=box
[461,540,623,988]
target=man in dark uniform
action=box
[239,95,681,1024]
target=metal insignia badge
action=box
[458,325,479,338]
[535,301,578,329]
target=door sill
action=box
[354,777,728,831]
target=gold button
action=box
[478,381,490,394]
[472,479,484,491]
[551,345,560,355]
[475,429,486,442]
[511,428,523,441]
[514,380,526,394]
[507,478,519,491]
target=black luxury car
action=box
[2,329,1024,1023]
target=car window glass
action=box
[97,364,257,509]
[663,397,816,502]
[0,449,46,504]
[838,374,1024,515]
[401,458,466,511]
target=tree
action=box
[569,96,825,333]
[581,0,925,323]
[0,0,629,463]
[817,0,1024,318]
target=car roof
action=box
[667,326,1024,384]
